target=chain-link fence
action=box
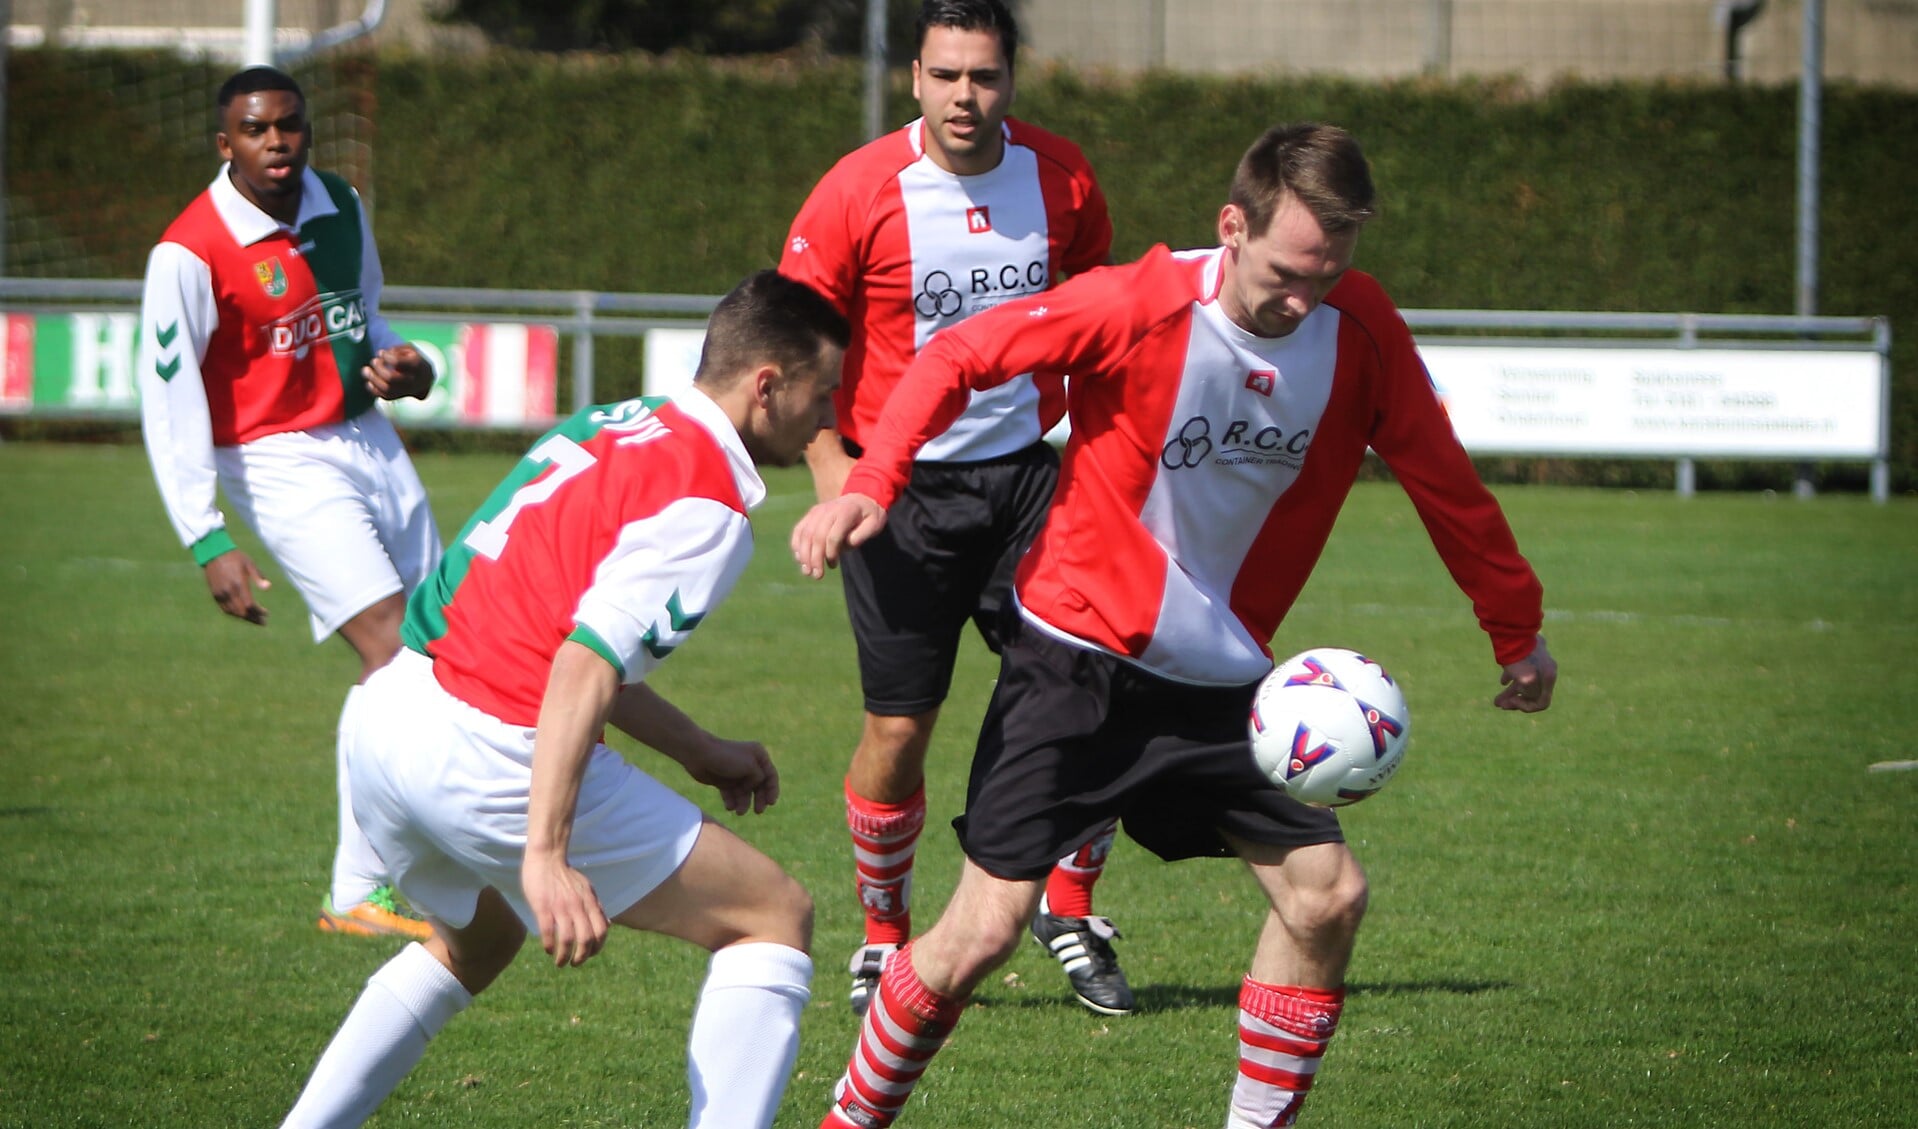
[4,1,376,278]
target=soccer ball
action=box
[1248,648,1411,808]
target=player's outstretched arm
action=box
[363,343,435,401]
[611,683,780,815]
[1493,635,1557,713]
[790,493,887,580]
[525,642,621,968]
[203,549,271,625]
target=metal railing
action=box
[0,278,1891,500]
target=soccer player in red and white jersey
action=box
[137,66,443,941]
[779,0,1134,1018]
[794,124,1560,1129]
[279,271,849,1129]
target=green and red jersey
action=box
[138,166,406,563]
[403,391,764,727]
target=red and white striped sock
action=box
[821,943,965,1129]
[845,779,925,946]
[1042,820,1116,919]
[1226,978,1344,1129]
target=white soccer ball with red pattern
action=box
[1248,648,1411,808]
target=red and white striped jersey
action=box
[403,390,761,727]
[779,116,1110,462]
[842,245,1545,686]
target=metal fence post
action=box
[572,290,595,413]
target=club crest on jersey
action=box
[268,290,367,359]
[254,257,288,298]
[965,206,992,234]
[1246,369,1275,397]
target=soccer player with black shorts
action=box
[779,0,1132,1017]
[794,123,1560,1129]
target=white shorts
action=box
[217,409,441,642]
[343,648,706,931]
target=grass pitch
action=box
[1,441,1913,1127]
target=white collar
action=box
[207,164,340,247]
[671,386,767,511]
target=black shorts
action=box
[840,440,1059,716]
[954,614,1344,880]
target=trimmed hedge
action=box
[10,50,1915,489]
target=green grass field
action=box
[2,440,1914,1128]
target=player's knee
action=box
[435,915,526,994]
[861,711,937,761]
[1287,869,1369,949]
[768,869,815,952]
[729,866,813,953]
[340,594,407,681]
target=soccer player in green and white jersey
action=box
[138,66,443,939]
[279,271,849,1129]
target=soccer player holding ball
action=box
[794,123,1558,1129]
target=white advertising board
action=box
[638,330,1887,462]
[1421,344,1885,458]
[643,326,708,402]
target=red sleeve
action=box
[1339,275,1545,665]
[1009,118,1114,279]
[844,247,1188,510]
[779,153,872,315]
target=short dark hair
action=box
[217,66,304,111]
[694,271,850,391]
[1230,123,1378,237]
[916,0,1019,72]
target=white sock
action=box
[282,943,472,1128]
[331,685,386,909]
[686,942,813,1129]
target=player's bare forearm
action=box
[803,427,856,504]
[528,642,621,856]
[609,682,708,761]
[612,683,779,814]
[525,642,621,966]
